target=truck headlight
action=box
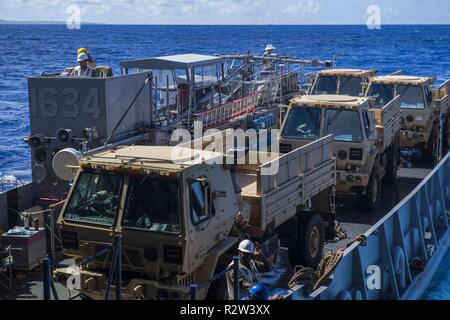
[338,150,347,160]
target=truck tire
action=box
[296,213,324,268]
[357,171,379,212]
[383,146,397,185]
[422,129,438,164]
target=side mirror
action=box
[304,73,315,86]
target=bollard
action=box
[191,284,198,300]
[43,257,51,300]
[115,234,122,300]
[233,256,240,300]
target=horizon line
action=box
[2,20,450,26]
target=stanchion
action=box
[191,284,198,300]
[49,209,56,264]
[43,257,51,300]
[115,234,122,300]
[233,256,240,300]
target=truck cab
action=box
[280,95,400,211]
[55,145,237,300]
[366,75,448,163]
[309,69,376,97]
[54,136,336,300]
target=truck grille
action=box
[177,271,196,286]
[94,245,144,269]
[61,230,79,250]
[350,148,363,160]
[163,245,183,265]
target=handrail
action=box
[193,92,258,129]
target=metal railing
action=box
[193,93,258,130]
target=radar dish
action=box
[52,148,81,181]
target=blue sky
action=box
[2,0,450,24]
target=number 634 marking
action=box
[31,87,101,119]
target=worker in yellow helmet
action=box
[76,48,96,68]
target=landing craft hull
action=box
[284,153,450,300]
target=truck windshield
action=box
[397,85,425,109]
[282,107,321,140]
[367,83,394,108]
[339,76,362,96]
[313,76,338,94]
[122,175,181,234]
[324,109,363,142]
[64,171,122,226]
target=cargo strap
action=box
[334,221,348,241]
[346,234,367,247]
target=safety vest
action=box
[72,65,96,77]
[226,260,261,299]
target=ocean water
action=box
[422,250,450,300]
[0,24,449,298]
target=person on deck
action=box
[226,239,272,300]
[263,44,276,56]
[71,53,96,77]
[263,44,276,70]
[77,47,96,68]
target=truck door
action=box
[186,176,218,268]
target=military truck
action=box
[53,132,336,300]
[308,69,376,97]
[366,75,450,163]
[279,95,400,211]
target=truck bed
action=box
[433,79,450,116]
[236,135,336,236]
[370,95,401,151]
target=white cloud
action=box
[2,0,450,24]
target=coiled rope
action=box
[288,233,368,293]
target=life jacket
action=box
[226,260,261,299]
[72,65,96,77]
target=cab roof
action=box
[290,94,369,109]
[316,68,376,77]
[370,75,434,85]
[80,145,223,174]
[120,53,223,70]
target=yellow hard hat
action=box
[77,47,89,55]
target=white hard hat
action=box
[265,44,275,51]
[238,239,255,254]
[77,52,89,62]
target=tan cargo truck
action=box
[53,133,336,300]
[308,69,376,97]
[279,95,400,211]
[366,75,450,163]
